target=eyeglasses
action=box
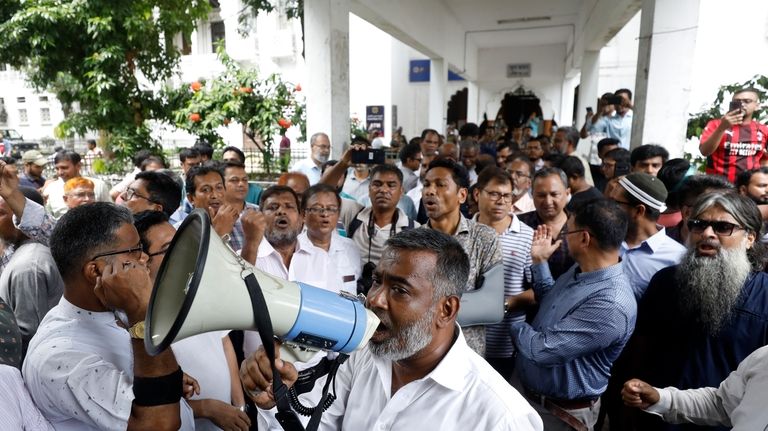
[733,98,755,104]
[123,187,154,203]
[482,189,514,203]
[306,206,339,216]
[687,219,745,236]
[91,244,145,261]
[565,229,590,237]
[148,245,170,258]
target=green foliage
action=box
[167,46,305,175]
[0,0,212,170]
[687,74,768,139]
[239,0,303,31]
[350,117,367,140]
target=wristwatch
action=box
[128,321,146,339]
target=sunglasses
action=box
[687,219,745,236]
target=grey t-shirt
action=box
[0,241,64,355]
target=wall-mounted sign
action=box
[448,70,465,81]
[366,105,385,132]
[410,59,466,82]
[506,63,531,78]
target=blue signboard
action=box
[409,59,465,82]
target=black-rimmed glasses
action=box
[687,219,745,236]
[91,244,145,261]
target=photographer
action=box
[699,87,768,183]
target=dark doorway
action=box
[447,87,468,128]
[496,86,541,130]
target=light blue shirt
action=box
[620,227,686,300]
[291,158,322,185]
[359,195,417,220]
[591,110,633,149]
[511,261,637,400]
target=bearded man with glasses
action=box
[621,192,768,431]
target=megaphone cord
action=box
[288,353,349,417]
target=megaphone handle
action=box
[242,273,305,431]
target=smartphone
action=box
[606,95,624,105]
[351,149,385,165]
[586,107,593,114]
[729,100,743,113]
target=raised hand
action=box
[239,341,298,410]
[530,224,562,264]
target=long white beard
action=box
[676,244,752,335]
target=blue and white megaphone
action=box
[145,209,380,356]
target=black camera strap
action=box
[366,210,400,263]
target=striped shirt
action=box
[474,214,534,358]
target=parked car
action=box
[11,142,41,160]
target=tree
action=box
[168,46,305,176]
[0,0,211,170]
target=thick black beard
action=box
[675,246,751,336]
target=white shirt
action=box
[341,171,370,204]
[171,331,232,431]
[43,177,112,219]
[23,297,194,431]
[406,181,423,209]
[0,365,54,431]
[291,158,322,185]
[109,167,141,197]
[261,327,543,431]
[299,231,361,295]
[646,344,768,430]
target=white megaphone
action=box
[144,209,380,356]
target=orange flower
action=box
[294,83,302,92]
[278,118,291,128]
[190,81,202,92]
[189,113,201,122]
[223,118,231,125]
[240,86,253,94]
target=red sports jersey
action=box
[702,119,768,183]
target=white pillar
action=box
[467,81,480,125]
[631,0,700,155]
[304,0,350,157]
[577,51,601,129]
[428,58,448,132]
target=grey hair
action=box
[384,229,469,300]
[309,132,329,146]
[533,167,568,189]
[691,191,767,270]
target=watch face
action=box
[130,321,146,339]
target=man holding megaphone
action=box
[240,229,543,431]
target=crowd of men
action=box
[0,86,766,431]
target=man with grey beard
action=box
[240,229,543,430]
[622,192,768,431]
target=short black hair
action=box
[421,128,441,140]
[179,147,201,162]
[542,153,565,167]
[677,175,734,208]
[631,144,669,166]
[474,154,496,175]
[223,160,246,171]
[370,163,403,185]
[426,158,469,189]
[51,203,133,282]
[558,156,585,179]
[616,88,633,100]
[458,123,479,138]
[221,146,246,163]
[559,126,580,150]
[302,183,341,209]
[736,167,768,190]
[573,198,627,252]
[497,142,512,154]
[657,158,692,210]
[133,149,152,168]
[133,210,170,253]
[54,150,81,165]
[140,156,166,171]
[604,148,630,165]
[398,141,422,164]
[475,167,513,190]
[597,138,620,154]
[260,185,301,210]
[193,141,214,159]
[185,164,224,196]
[135,170,182,217]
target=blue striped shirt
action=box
[511,261,637,399]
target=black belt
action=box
[523,386,597,410]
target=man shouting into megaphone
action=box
[240,228,543,431]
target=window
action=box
[17,97,25,103]
[41,107,51,123]
[181,33,192,55]
[39,96,49,103]
[210,21,225,52]
[18,109,28,124]
[0,64,7,71]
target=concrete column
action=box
[304,0,350,157]
[577,50,601,129]
[466,81,480,125]
[428,58,448,132]
[631,0,700,155]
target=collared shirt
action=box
[359,195,417,221]
[228,202,260,252]
[474,214,533,358]
[512,192,536,214]
[593,110,634,149]
[518,211,575,280]
[23,298,194,431]
[423,215,502,355]
[299,231,360,294]
[291,158,322,185]
[0,198,56,274]
[43,177,111,219]
[341,171,370,204]
[399,165,419,192]
[620,228,686,299]
[512,261,637,400]
[267,327,542,431]
[0,365,54,430]
[645,344,768,430]
[351,207,417,268]
[19,172,46,189]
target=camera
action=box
[351,149,385,165]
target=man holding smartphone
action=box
[699,87,768,183]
